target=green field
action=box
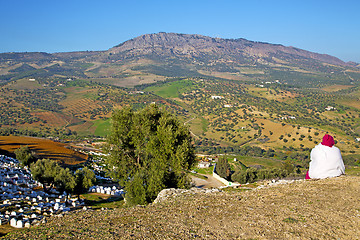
[144,79,196,98]
[93,118,111,137]
[81,193,124,209]
[229,155,283,169]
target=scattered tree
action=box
[31,159,95,196]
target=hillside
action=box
[1,33,359,88]
[5,176,360,239]
[1,33,360,170]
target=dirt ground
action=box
[5,175,359,239]
[191,174,225,188]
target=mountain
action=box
[0,32,359,87]
[109,32,349,67]
[1,33,360,160]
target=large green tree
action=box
[106,105,196,205]
[55,167,76,195]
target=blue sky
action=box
[1,0,359,62]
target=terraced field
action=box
[0,136,87,166]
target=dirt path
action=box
[191,174,225,188]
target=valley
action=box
[0,32,360,174]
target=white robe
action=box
[308,144,345,179]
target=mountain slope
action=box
[1,32,359,87]
[109,32,349,67]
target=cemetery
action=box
[0,155,123,229]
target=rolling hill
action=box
[1,32,359,88]
[1,33,360,166]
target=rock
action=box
[153,187,221,204]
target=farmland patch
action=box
[0,136,87,166]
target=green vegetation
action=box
[216,156,231,179]
[30,159,95,196]
[93,118,111,137]
[144,79,196,98]
[14,146,36,167]
[193,165,214,175]
[105,105,196,205]
[80,193,124,209]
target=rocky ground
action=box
[3,176,360,239]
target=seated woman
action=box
[306,134,345,179]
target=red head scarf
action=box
[321,134,334,147]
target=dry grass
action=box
[32,112,76,127]
[5,176,360,239]
[321,85,353,92]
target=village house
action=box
[211,96,223,99]
[325,106,335,111]
[197,161,212,168]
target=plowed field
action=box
[0,136,87,166]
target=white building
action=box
[211,96,223,99]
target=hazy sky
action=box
[1,0,359,62]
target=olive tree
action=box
[31,159,95,196]
[73,167,96,197]
[14,146,36,167]
[105,105,196,205]
[30,158,62,192]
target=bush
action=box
[14,146,36,167]
[231,171,247,184]
[231,167,291,184]
[125,172,147,206]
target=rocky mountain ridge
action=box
[109,32,351,67]
[1,32,359,87]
